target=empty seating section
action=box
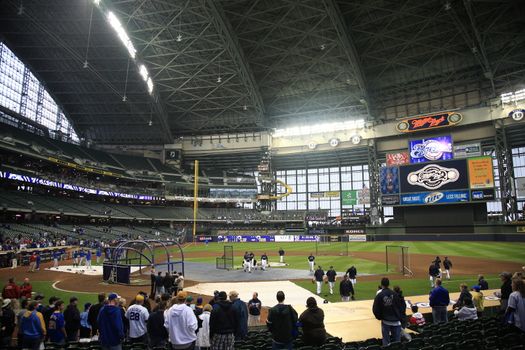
[0,191,306,221]
[110,152,156,172]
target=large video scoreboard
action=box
[380,134,495,206]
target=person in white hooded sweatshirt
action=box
[454,297,478,321]
[164,291,198,349]
[196,304,212,350]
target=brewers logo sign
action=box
[396,112,462,133]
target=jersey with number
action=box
[126,304,149,338]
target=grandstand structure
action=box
[0,1,525,348]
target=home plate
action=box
[46,265,140,276]
[184,280,326,306]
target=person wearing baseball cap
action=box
[229,291,248,340]
[164,291,197,349]
[125,295,149,344]
[98,293,124,349]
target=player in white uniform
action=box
[243,251,252,273]
[125,294,150,344]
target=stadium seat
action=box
[405,338,425,350]
[456,339,480,349]
[381,341,403,349]
[436,342,457,350]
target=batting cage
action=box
[103,239,184,285]
[315,235,349,256]
[216,245,234,270]
[385,245,412,276]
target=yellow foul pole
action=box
[192,160,199,241]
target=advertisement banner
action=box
[470,189,496,201]
[381,195,400,205]
[358,187,370,204]
[399,159,468,193]
[380,167,400,194]
[400,190,470,205]
[217,235,276,243]
[196,236,214,242]
[454,143,482,158]
[396,112,463,133]
[341,190,358,205]
[296,235,319,242]
[348,234,367,242]
[517,178,525,198]
[468,156,494,189]
[274,235,295,242]
[386,152,410,166]
[309,191,340,198]
[409,135,453,163]
[310,192,324,198]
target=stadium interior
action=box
[0,0,525,349]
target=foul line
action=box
[52,281,95,294]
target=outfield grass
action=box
[31,281,98,307]
[293,274,502,303]
[182,241,525,263]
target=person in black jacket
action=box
[497,272,513,313]
[210,291,237,350]
[64,297,81,342]
[87,293,106,337]
[149,268,156,298]
[443,257,452,280]
[314,266,325,295]
[372,278,404,346]
[429,263,440,287]
[299,297,326,346]
[478,275,489,290]
[0,298,15,348]
[155,272,164,297]
[393,286,411,341]
[346,265,357,285]
[267,291,298,350]
[163,272,173,296]
[339,275,355,301]
[147,301,168,348]
[453,283,472,310]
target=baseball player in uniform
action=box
[314,265,325,295]
[278,248,285,263]
[443,257,452,280]
[249,251,256,271]
[125,294,150,344]
[433,256,442,277]
[261,253,268,271]
[307,253,315,272]
[243,251,251,272]
[326,266,337,295]
[346,265,357,285]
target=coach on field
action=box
[314,266,325,295]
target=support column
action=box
[494,120,517,222]
[367,139,382,224]
[19,67,31,117]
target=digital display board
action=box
[381,157,495,206]
[467,156,494,189]
[409,135,453,163]
[399,159,468,193]
[380,167,400,194]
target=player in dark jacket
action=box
[299,297,326,346]
[443,257,452,279]
[429,263,440,287]
[339,275,355,301]
[314,266,325,295]
[278,248,285,263]
[307,254,315,272]
[346,265,357,285]
[326,266,337,295]
[372,278,404,346]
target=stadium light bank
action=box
[94,0,154,95]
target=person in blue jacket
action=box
[98,293,124,350]
[86,250,92,269]
[20,301,46,350]
[35,253,41,271]
[429,278,450,324]
[53,250,61,269]
[96,247,102,264]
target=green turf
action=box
[293,275,503,303]
[181,241,525,264]
[30,281,98,307]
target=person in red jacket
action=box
[28,253,37,273]
[20,278,32,299]
[2,278,20,299]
